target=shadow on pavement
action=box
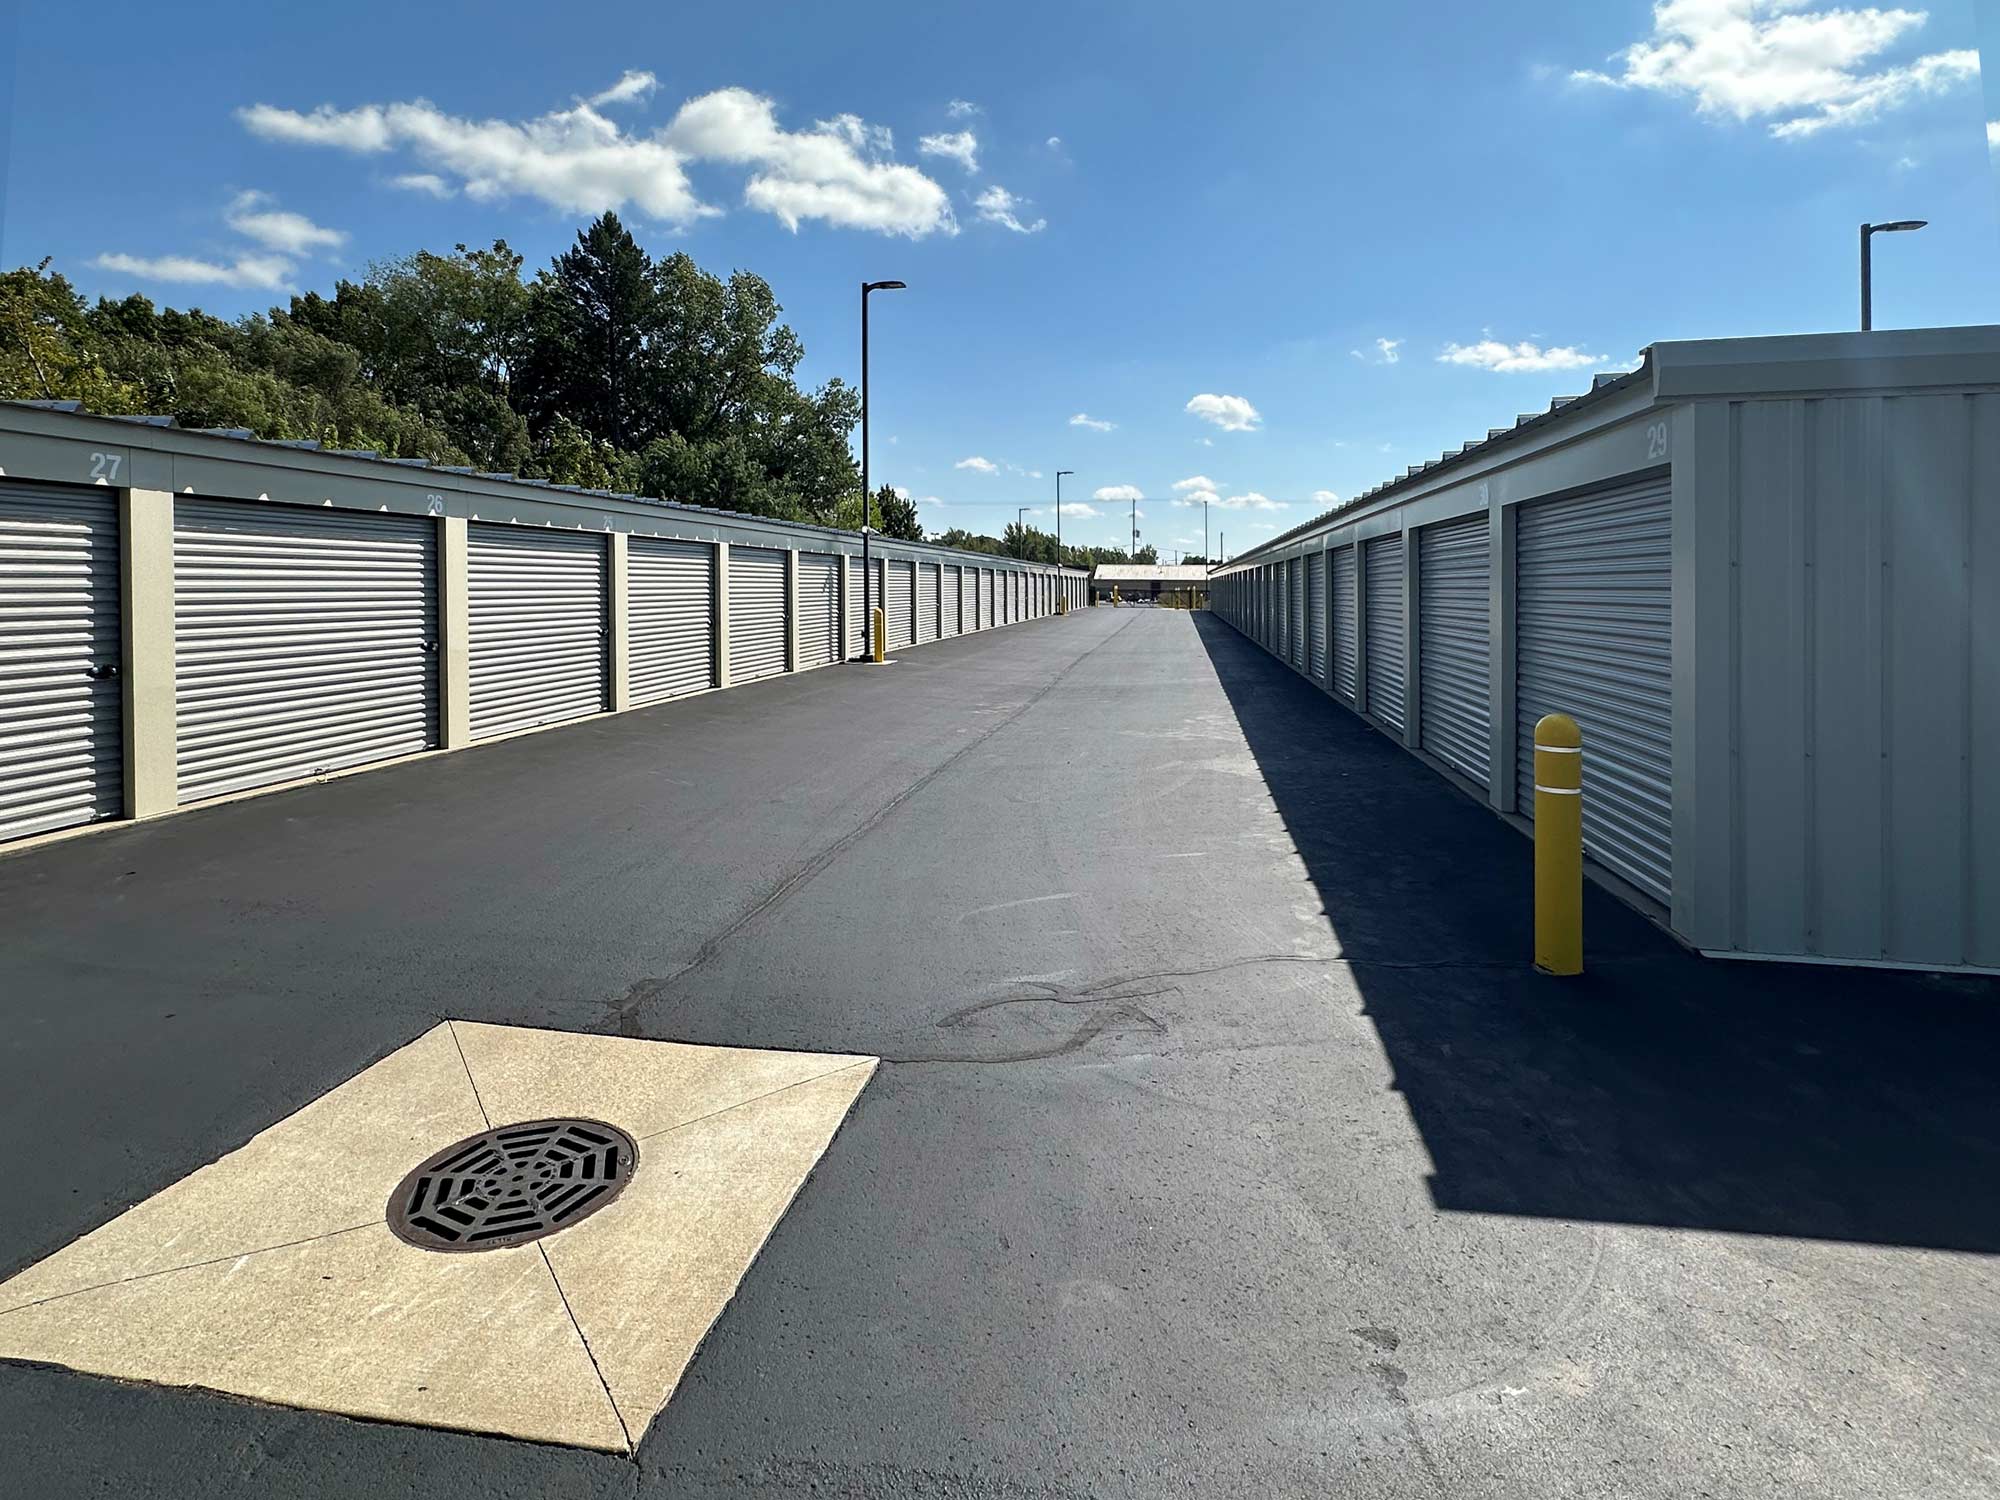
[1191,612,2000,1252]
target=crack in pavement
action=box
[605,614,1142,1037]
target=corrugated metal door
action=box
[984,569,996,627]
[469,525,606,740]
[628,537,714,704]
[1363,534,1406,732]
[1332,547,1358,700]
[944,566,962,635]
[0,484,122,841]
[1516,475,1673,903]
[1288,558,1306,669]
[1306,552,1328,681]
[728,546,789,684]
[797,553,841,670]
[847,558,865,659]
[959,567,976,632]
[175,498,437,803]
[888,560,915,649]
[917,562,939,644]
[1417,513,1491,785]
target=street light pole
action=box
[858,279,906,659]
[1203,499,1209,563]
[1859,220,1926,331]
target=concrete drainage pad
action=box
[0,1022,877,1453]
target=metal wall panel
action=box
[888,560,915,649]
[175,498,437,803]
[727,545,789,684]
[1417,513,1491,785]
[1307,551,1328,681]
[796,552,842,670]
[1363,535,1406,732]
[1288,557,1306,669]
[1515,474,1671,903]
[0,483,122,840]
[628,537,714,704]
[468,524,605,740]
[944,565,963,635]
[1332,547,1358,699]
[917,562,940,643]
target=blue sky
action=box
[3,0,1995,557]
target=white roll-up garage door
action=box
[1307,552,1328,682]
[1332,547,1358,701]
[0,484,123,841]
[628,537,714,705]
[983,570,996,628]
[847,558,866,659]
[1363,534,1406,733]
[728,546,789,684]
[1417,513,1491,786]
[1288,558,1306,670]
[174,499,437,803]
[797,552,841,670]
[917,562,939,644]
[944,566,963,635]
[1516,474,1673,903]
[468,525,606,741]
[888,560,916,649]
[960,566,977,632]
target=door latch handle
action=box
[84,663,120,681]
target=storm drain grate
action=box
[387,1118,639,1252]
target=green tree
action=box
[872,484,923,540]
[517,212,657,451]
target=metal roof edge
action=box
[1649,323,2000,400]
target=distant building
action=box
[1090,564,1211,603]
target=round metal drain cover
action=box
[387,1118,638,1252]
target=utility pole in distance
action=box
[858,279,906,658]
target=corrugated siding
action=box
[1332,547,1357,699]
[1515,474,1672,903]
[0,483,122,840]
[468,525,606,740]
[1363,534,1406,732]
[944,565,963,635]
[958,566,977,632]
[796,552,841,670]
[983,569,996,627]
[917,562,940,643]
[1307,551,1328,681]
[174,499,437,803]
[847,557,866,658]
[1417,513,1491,786]
[628,537,714,704]
[728,546,789,684]
[888,560,915,649]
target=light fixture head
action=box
[1869,220,1927,234]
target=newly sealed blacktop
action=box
[2,608,1995,1498]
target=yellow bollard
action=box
[871,607,885,663]
[1533,712,1583,975]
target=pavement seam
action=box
[616,612,1141,1024]
[445,1018,493,1129]
[535,1240,636,1458]
[0,1221,382,1319]
[631,1057,876,1144]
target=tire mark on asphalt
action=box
[607,613,1142,1036]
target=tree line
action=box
[1,211,1161,565]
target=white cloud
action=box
[1312,489,1341,504]
[91,251,295,290]
[1989,120,2000,148]
[1174,489,1221,508]
[589,70,660,108]
[1572,1,1979,139]
[1172,475,1218,492]
[1350,336,1401,365]
[1185,393,1262,432]
[1093,484,1144,502]
[955,456,998,473]
[919,129,979,173]
[390,172,453,197]
[1057,502,1099,517]
[224,191,347,256]
[948,99,981,118]
[916,495,947,507]
[241,83,956,238]
[1046,135,1063,149]
[974,184,1046,233]
[1438,338,1605,372]
[1069,412,1115,431]
[1214,492,1286,510]
[892,486,911,499]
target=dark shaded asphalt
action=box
[2,608,1995,1499]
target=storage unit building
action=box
[468,525,605,740]
[628,537,715,704]
[727,545,789,684]
[1209,325,2000,973]
[797,551,843,672]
